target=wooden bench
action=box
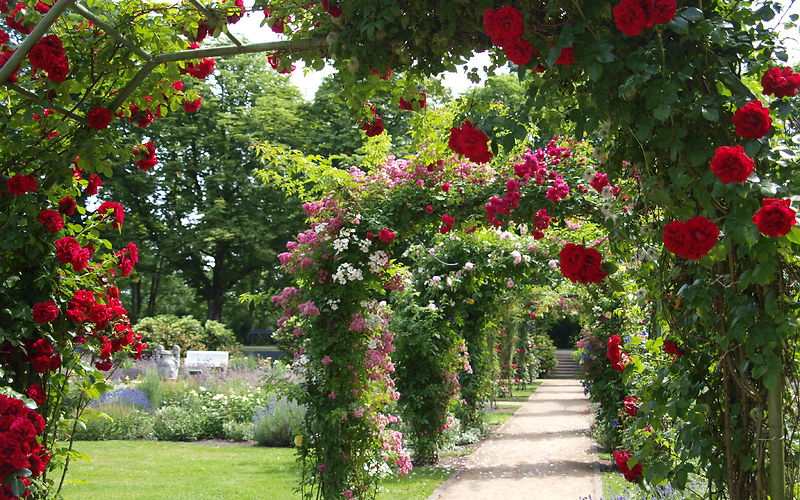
[184,350,229,374]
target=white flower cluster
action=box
[632,247,658,264]
[314,222,327,234]
[582,168,596,183]
[333,263,363,284]
[327,298,340,311]
[333,237,349,253]
[601,201,617,221]
[368,250,389,273]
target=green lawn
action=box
[495,380,542,402]
[56,441,448,500]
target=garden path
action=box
[427,379,601,500]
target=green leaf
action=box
[681,7,704,22]
[701,106,719,122]
[786,226,800,244]
[668,16,689,34]
[653,104,671,122]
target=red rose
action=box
[482,6,524,47]
[606,334,629,372]
[623,395,639,417]
[0,29,8,45]
[504,38,533,66]
[184,57,215,79]
[650,0,677,24]
[6,3,34,34]
[97,201,124,229]
[87,106,112,130]
[0,49,20,82]
[448,120,493,163]
[115,242,139,277]
[378,228,395,243]
[398,93,426,111]
[128,104,155,128]
[685,216,720,259]
[58,196,76,216]
[95,360,113,371]
[85,173,103,195]
[26,384,46,406]
[753,198,796,237]
[7,173,36,195]
[370,67,391,80]
[709,145,753,184]
[47,57,69,82]
[226,0,245,23]
[559,243,607,284]
[38,209,64,232]
[662,216,719,260]
[613,450,643,482]
[441,214,455,227]
[555,45,574,66]
[55,236,80,265]
[613,0,649,36]
[761,66,800,98]
[732,100,771,139]
[132,141,158,170]
[663,340,684,360]
[183,96,202,113]
[359,115,384,137]
[321,0,342,17]
[32,300,58,324]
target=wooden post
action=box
[767,370,785,500]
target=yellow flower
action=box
[294,435,303,447]
[604,311,612,319]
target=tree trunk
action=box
[146,257,165,317]
[129,277,141,323]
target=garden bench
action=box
[184,350,229,374]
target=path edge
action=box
[424,386,532,500]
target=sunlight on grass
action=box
[58,441,448,500]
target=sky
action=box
[228,2,800,101]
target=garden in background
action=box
[2,0,800,499]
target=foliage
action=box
[74,405,154,441]
[531,332,558,376]
[252,396,306,447]
[133,314,241,357]
[222,420,254,442]
[152,406,204,442]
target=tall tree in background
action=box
[105,53,306,327]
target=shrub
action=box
[134,315,242,357]
[532,332,557,375]
[74,404,154,441]
[98,388,152,411]
[223,420,254,442]
[152,406,203,441]
[252,397,305,446]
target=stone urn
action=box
[155,344,180,380]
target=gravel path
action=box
[428,379,600,500]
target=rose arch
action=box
[2,1,800,500]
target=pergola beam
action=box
[71,3,153,62]
[0,0,77,84]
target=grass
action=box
[495,380,543,402]
[485,412,512,426]
[56,441,448,500]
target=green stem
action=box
[767,368,785,500]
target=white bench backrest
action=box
[184,350,229,368]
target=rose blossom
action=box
[761,66,800,98]
[623,395,639,417]
[32,300,58,324]
[663,340,684,360]
[559,243,606,284]
[86,106,112,130]
[709,145,753,184]
[752,198,796,237]
[732,100,771,139]
[482,6,524,47]
[378,228,395,243]
[183,96,202,113]
[38,209,64,232]
[504,38,533,65]
[613,0,649,36]
[58,196,76,216]
[448,120,493,163]
[97,201,124,229]
[613,450,643,482]
[398,93,426,111]
[663,216,719,260]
